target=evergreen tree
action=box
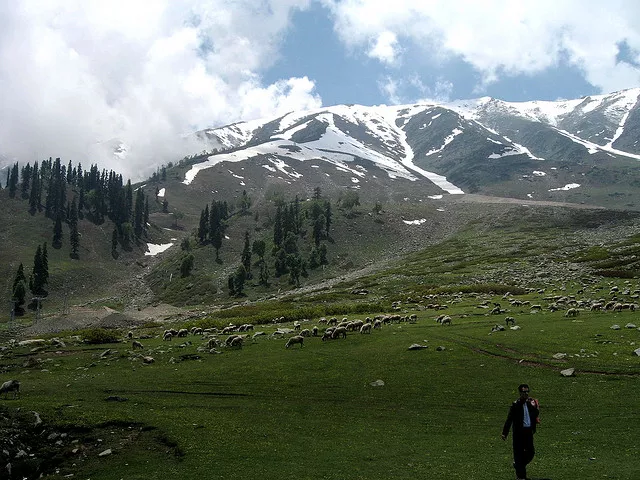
[259,261,270,287]
[241,231,252,279]
[13,280,27,316]
[274,248,287,277]
[324,201,332,236]
[211,227,223,261]
[319,243,328,265]
[233,265,247,295]
[162,199,169,213]
[180,254,194,277]
[239,189,251,215]
[20,163,31,199]
[12,263,26,293]
[313,186,322,200]
[69,197,79,258]
[31,245,47,295]
[28,163,40,214]
[8,162,19,198]
[42,242,49,285]
[198,205,209,244]
[252,239,266,263]
[52,214,63,249]
[227,274,236,296]
[313,214,326,246]
[287,253,303,287]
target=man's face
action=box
[519,387,530,400]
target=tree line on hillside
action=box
[182,187,333,296]
[5,157,152,259]
[4,157,153,315]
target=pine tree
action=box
[31,245,47,295]
[198,205,209,244]
[12,263,26,293]
[20,163,31,199]
[273,205,283,248]
[42,243,49,285]
[233,265,247,295]
[180,254,194,277]
[241,231,252,279]
[324,201,332,236]
[259,261,270,287]
[69,197,79,259]
[13,279,27,315]
[29,164,40,214]
[52,214,63,249]
[143,197,149,230]
[252,239,266,263]
[8,162,19,198]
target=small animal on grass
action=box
[0,380,20,399]
[505,316,516,326]
[440,316,452,325]
[565,308,580,317]
[132,340,144,350]
[285,335,304,348]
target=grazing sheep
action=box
[207,338,220,349]
[228,336,244,348]
[360,323,372,334]
[322,327,335,341]
[285,335,304,348]
[373,319,382,329]
[163,330,173,341]
[293,321,301,331]
[490,306,501,315]
[530,305,542,312]
[127,331,134,339]
[177,328,189,337]
[565,308,580,317]
[299,328,311,337]
[312,326,319,337]
[505,317,516,326]
[0,380,20,399]
[331,327,347,339]
[328,317,338,326]
[590,303,603,311]
[491,324,505,332]
[132,340,144,350]
[440,316,452,325]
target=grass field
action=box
[2,296,638,480]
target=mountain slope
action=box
[182,88,640,209]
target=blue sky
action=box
[263,2,601,106]
[1,0,639,178]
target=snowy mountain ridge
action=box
[181,88,640,209]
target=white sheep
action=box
[299,328,311,337]
[373,319,382,329]
[440,316,452,325]
[0,380,20,399]
[163,330,173,341]
[504,317,516,326]
[360,323,372,334]
[311,326,319,337]
[565,308,579,317]
[285,335,304,348]
[132,340,144,350]
[177,328,189,337]
[331,326,347,339]
[293,321,301,331]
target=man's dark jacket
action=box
[502,399,539,437]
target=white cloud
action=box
[322,0,640,94]
[0,0,319,180]
[368,31,400,65]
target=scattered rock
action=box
[625,323,637,329]
[552,353,567,360]
[98,449,112,457]
[436,346,446,351]
[560,368,576,377]
[610,325,621,330]
[370,379,385,387]
[633,348,640,357]
[408,344,428,350]
[510,325,521,330]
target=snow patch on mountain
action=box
[425,128,464,156]
[549,183,580,191]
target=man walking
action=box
[501,384,539,480]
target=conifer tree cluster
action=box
[197,200,229,260]
[6,157,151,259]
[11,242,49,316]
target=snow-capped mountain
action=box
[180,88,640,209]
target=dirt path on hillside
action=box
[445,194,606,210]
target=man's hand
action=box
[501,434,506,441]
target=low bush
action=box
[78,328,121,344]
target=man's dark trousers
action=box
[513,427,535,479]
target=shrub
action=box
[80,328,121,344]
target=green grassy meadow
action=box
[2,300,638,480]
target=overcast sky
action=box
[2,0,640,180]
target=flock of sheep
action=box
[2,280,639,401]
